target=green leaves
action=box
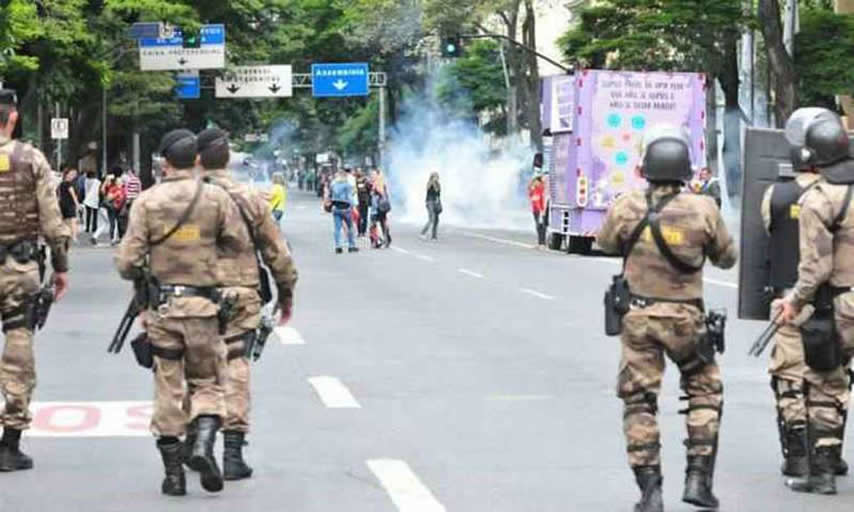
[796,9,854,108]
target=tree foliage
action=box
[436,40,508,133]
[795,9,854,110]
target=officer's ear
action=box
[195,154,202,168]
[1,110,18,138]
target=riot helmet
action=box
[158,129,197,170]
[640,124,693,183]
[785,107,852,182]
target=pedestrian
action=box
[691,167,722,209]
[528,174,547,249]
[420,172,442,241]
[0,89,71,471]
[777,108,854,495]
[82,170,101,233]
[115,129,250,497]
[270,172,286,223]
[102,172,126,244]
[90,176,113,245]
[57,168,80,242]
[356,170,371,237]
[193,128,298,480]
[597,124,737,512]
[328,168,358,254]
[369,169,392,248]
[758,115,849,479]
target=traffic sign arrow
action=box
[226,84,240,94]
[269,84,281,94]
[332,80,349,91]
[178,57,188,66]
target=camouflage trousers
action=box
[0,260,40,430]
[618,306,723,468]
[149,315,227,438]
[768,323,808,427]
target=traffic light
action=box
[182,28,201,48]
[441,36,463,58]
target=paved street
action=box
[2,190,853,511]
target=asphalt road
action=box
[1,190,853,511]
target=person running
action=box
[328,168,358,254]
[370,169,392,248]
[82,171,101,234]
[529,174,547,249]
[58,168,80,242]
[270,172,286,223]
[420,172,442,241]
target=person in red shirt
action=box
[529,174,547,249]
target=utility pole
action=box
[499,44,517,136]
[378,86,386,169]
[55,102,62,171]
[102,87,108,177]
[783,0,798,57]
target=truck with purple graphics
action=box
[541,70,708,254]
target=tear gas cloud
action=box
[384,88,533,230]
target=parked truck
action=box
[542,69,708,254]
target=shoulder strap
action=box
[646,193,704,273]
[205,178,260,250]
[620,191,679,270]
[149,179,204,247]
[831,184,854,233]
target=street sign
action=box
[139,24,225,71]
[312,62,370,97]
[175,72,200,99]
[127,22,162,40]
[215,65,293,98]
[51,118,69,140]
[244,134,269,143]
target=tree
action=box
[758,0,797,125]
[795,8,854,110]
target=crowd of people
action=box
[321,166,396,253]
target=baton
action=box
[108,298,138,354]
[748,310,783,357]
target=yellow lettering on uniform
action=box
[168,224,200,242]
[790,204,801,219]
[0,154,10,172]
[641,225,685,245]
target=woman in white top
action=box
[82,171,101,233]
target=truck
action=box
[541,70,708,254]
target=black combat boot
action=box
[183,424,199,471]
[632,465,663,512]
[835,413,849,476]
[781,426,809,477]
[157,439,187,496]
[789,446,838,495]
[0,428,33,471]
[223,431,254,481]
[188,415,224,492]
[682,455,719,509]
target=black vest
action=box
[768,180,809,289]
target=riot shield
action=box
[739,128,791,320]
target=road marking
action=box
[703,277,738,289]
[520,288,555,300]
[415,254,435,262]
[391,247,411,255]
[486,394,554,401]
[276,326,305,345]
[457,268,484,279]
[463,232,535,249]
[28,401,152,437]
[308,376,361,408]
[366,459,446,512]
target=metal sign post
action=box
[51,105,69,171]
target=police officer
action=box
[779,108,854,495]
[115,129,250,496]
[192,128,298,480]
[0,89,70,471]
[761,111,850,478]
[598,124,737,512]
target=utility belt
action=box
[629,294,705,312]
[0,239,38,265]
[800,283,853,372]
[154,284,220,306]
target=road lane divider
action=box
[366,459,446,512]
[308,376,361,408]
[276,326,305,345]
[457,268,484,279]
[391,247,411,255]
[415,254,435,262]
[462,231,535,249]
[520,288,555,300]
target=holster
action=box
[131,332,154,369]
[801,284,844,372]
[604,274,631,336]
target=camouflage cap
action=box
[158,129,197,169]
[196,128,228,153]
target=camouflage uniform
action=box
[598,185,737,470]
[0,134,70,431]
[205,169,297,433]
[786,181,854,452]
[115,169,249,437]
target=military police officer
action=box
[193,128,298,480]
[115,129,250,496]
[598,125,737,512]
[0,89,71,471]
[779,108,854,495]
[761,110,849,478]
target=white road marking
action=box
[703,277,738,289]
[276,326,305,345]
[391,246,411,255]
[457,268,484,279]
[307,376,361,408]
[415,254,435,262]
[463,231,535,249]
[28,401,152,437]
[520,288,555,300]
[486,394,554,401]
[366,459,446,512]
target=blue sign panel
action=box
[176,74,200,99]
[312,63,370,98]
[140,24,225,48]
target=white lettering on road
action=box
[366,459,446,512]
[457,268,484,279]
[28,401,152,437]
[276,326,305,345]
[307,376,361,408]
[520,288,555,300]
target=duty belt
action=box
[0,240,37,264]
[813,284,854,310]
[156,285,218,306]
[630,294,704,311]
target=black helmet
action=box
[640,124,693,182]
[785,108,851,180]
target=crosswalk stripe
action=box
[366,459,446,512]
[307,376,361,408]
